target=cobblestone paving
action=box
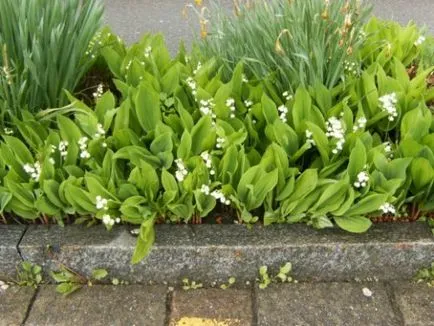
[1,282,433,326]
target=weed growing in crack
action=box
[15,261,43,287]
[51,266,109,296]
[182,278,203,290]
[415,262,434,287]
[257,262,296,289]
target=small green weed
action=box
[51,267,108,296]
[257,262,295,289]
[15,261,43,287]
[182,278,203,291]
[220,277,236,290]
[415,262,434,287]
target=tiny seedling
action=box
[220,277,236,290]
[257,266,272,289]
[415,262,434,287]
[182,278,203,291]
[257,262,296,289]
[15,261,43,287]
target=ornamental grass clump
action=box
[0,0,104,124]
[196,0,371,93]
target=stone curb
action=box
[0,225,27,280]
[1,222,431,284]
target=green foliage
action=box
[0,0,103,124]
[220,277,236,290]
[360,17,434,71]
[182,278,203,291]
[0,13,433,264]
[257,262,295,289]
[414,262,434,287]
[196,0,371,93]
[15,261,43,287]
[51,267,108,296]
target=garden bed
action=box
[1,0,434,277]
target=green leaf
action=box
[286,169,318,203]
[177,130,192,160]
[191,116,215,155]
[91,269,108,281]
[347,139,367,180]
[131,218,156,264]
[410,157,434,190]
[55,283,82,296]
[334,216,372,233]
[261,93,278,124]
[343,193,388,216]
[135,83,161,132]
[161,169,178,192]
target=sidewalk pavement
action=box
[1,281,433,325]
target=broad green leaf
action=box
[131,218,156,264]
[347,138,367,181]
[334,216,372,233]
[344,193,388,216]
[135,83,161,132]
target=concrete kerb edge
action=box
[1,222,432,284]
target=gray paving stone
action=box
[392,282,434,326]
[103,0,434,53]
[25,285,167,326]
[18,223,434,284]
[169,288,253,326]
[256,282,400,326]
[0,225,26,280]
[0,286,35,326]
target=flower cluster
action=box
[95,196,109,210]
[414,35,426,46]
[226,98,236,118]
[216,137,225,149]
[326,117,345,154]
[200,151,216,175]
[379,93,398,121]
[242,74,248,83]
[305,130,315,146]
[144,46,152,58]
[379,202,396,215]
[78,137,91,159]
[199,99,217,125]
[352,117,367,132]
[353,171,369,188]
[102,214,121,227]
[200,184,210,195]
[211,189,231,206]
[58,141,69,157]
[3,128,13,135]
[193,61,202,75]
[23,162,41,182]
[85,30,106,59]
[92,84,104,99]
[94,123,106,139]
[244,99,253,109]
[278,105,288,123]
[186,77,197,97]
[343,60,359,76]
[282,91,293,101]
[175,159,188,182]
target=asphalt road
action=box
[103,0,434,53]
